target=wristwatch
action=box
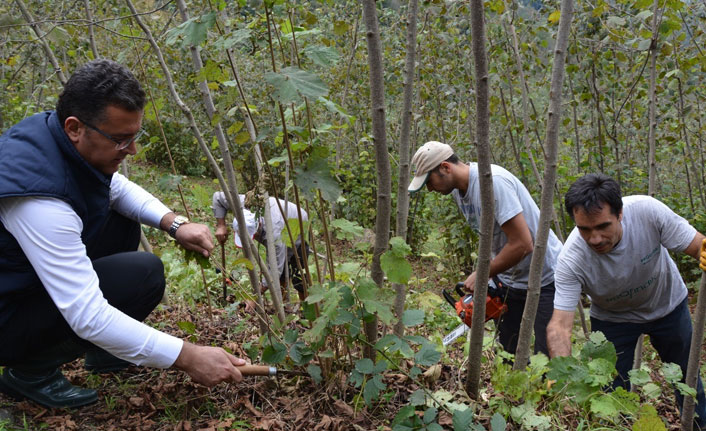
[168,215,189,238]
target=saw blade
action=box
[442,322,470,346]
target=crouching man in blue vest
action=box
[0,59,247,409]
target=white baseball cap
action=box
[232,209,258,248]
[408,141,454,193]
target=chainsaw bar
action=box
[442,322,470,346]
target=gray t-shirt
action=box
[554,195,696,323]
[451,163,562,289]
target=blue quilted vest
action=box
[0,111,112,323]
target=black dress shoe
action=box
[0,368,97,408]
[84,349,130,374]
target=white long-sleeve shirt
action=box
[0,173,183,368]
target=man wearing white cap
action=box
[212,192,308,293]
[408,141,562,356]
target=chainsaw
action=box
[441,278,508,346]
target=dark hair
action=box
[56,59,146,125]
[565,173,623,220]
[430,154,460,174]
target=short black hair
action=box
[430,154,460,174]
[565,173,623,220]
[56,59,146,126]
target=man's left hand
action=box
[175,223,214,258]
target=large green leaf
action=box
[303,45,341,67]
[294,146,342,202]
[264,66,328,104]
[401,309,425,327]
[165,12,217,48]
[452,408,474,431]
[414,343,441,366]
[356,279,395,324]
[262,341,287,364]
[381,237,412,284]
[213,28,252,50]
[330,218,364,240]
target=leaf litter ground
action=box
[0,257,702,430]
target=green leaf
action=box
[661,362,683,384]
[190,184,211,208]
[423,407,438,424]
[165,12,217,48]
[415,344,441,366]
[330,218,364,240]
[585,358,615,386]
[632,405,666,431]
[333,20,349,36]
[177,320,196,335]
[294,146,342,202]
[213,28,252,50]
[628,366,652,386]
[355,358,374,374]
[262,341,287,364]
[232,257,254,270]
[303,46,341,67]
[381,237,412,284]
[356,279,395,324]
[290,341,314,365]
[264,66,328,104]
[606,16,626,27]
[675,382,697,398]
[410,389,426,406]
[375,334,414,357]
[284,329,299,344]
[362,384,378,406]
[402,310,425,327]
[490,413,507,431]
[307,364,322,384]
[393,405,416,426]
[637,38,652,51]
[452,408,474,431]
[642,382,662,399]
[183,249,210,269]
[158,174,182,191]
[381,251,412,284]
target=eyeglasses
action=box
[78,118,146,151]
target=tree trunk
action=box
[83,0,99,59]
[681,269,706,431]
[647,0,661,196]
[465,0,494,399]
[514,0,574,369]
[637,0,663,375]
[15,0,68,85]
[361,0,392,360]
[393,0,419,337]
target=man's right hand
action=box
[546,309,574,358]
[173,342,246,386]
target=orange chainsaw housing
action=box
[454,295,507,327]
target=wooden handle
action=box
[237,365,276,376]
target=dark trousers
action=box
[591,298,706,427]
[0,211,164,367]
[282,238,308,294]
[498,282,555,356]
